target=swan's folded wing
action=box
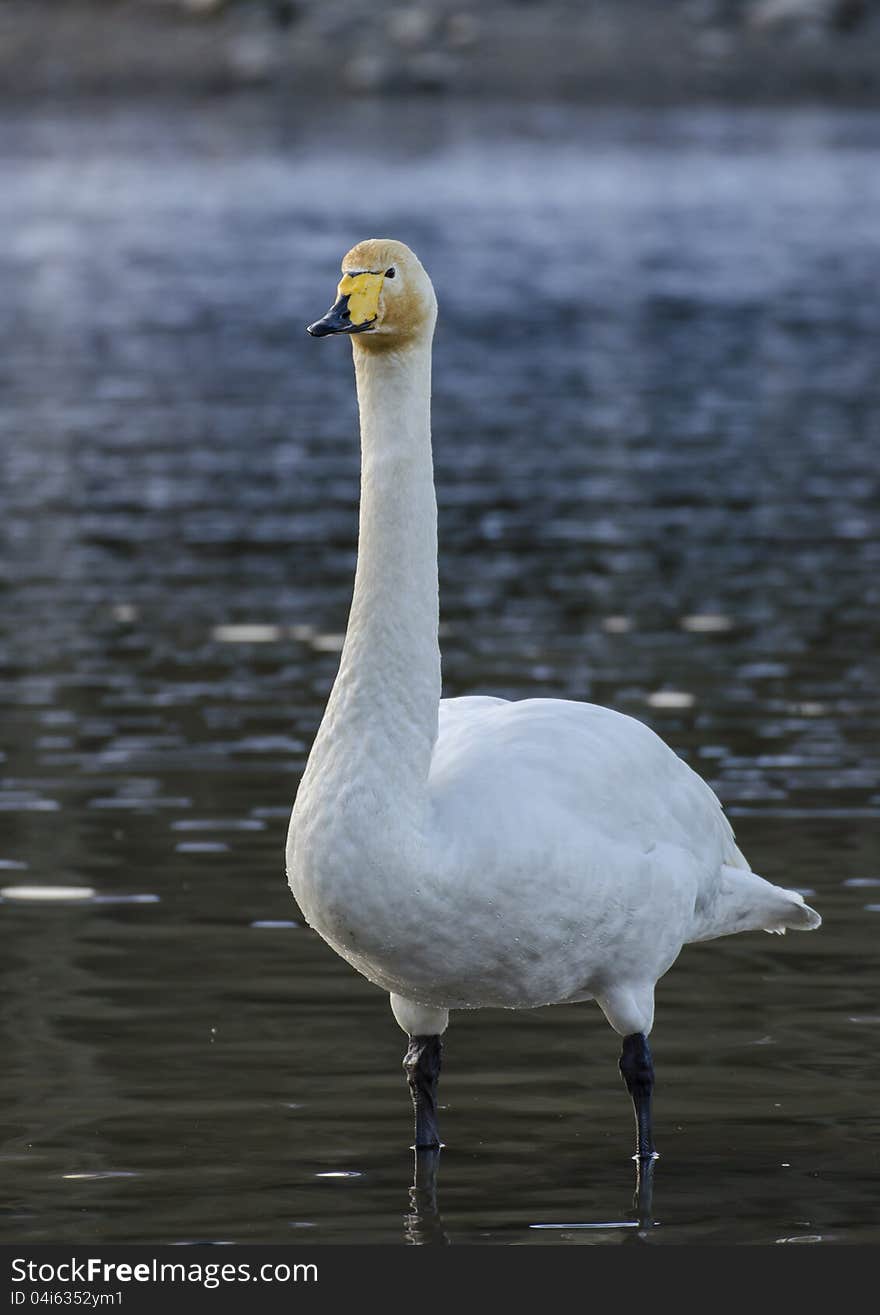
[430,696,738,877]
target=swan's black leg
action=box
[403,1034,443,1149]
[619,1032,656,1160]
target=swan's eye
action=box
[385,267,396,279]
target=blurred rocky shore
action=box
[1,0,878,103]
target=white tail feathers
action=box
[689,865,822,943]
[763,888,822,935]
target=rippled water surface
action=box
[1,100,878,1245]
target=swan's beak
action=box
[307,294,362,337]
[307,271,383,337]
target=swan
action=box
[286,238,821,1160]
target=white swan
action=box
[287,238,821,1158]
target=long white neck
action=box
[306,335,440,824]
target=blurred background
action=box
[2,1,880,100]
[1,0,879,1247]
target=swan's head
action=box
[307,239,436,351]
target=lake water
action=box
[1,98,878,1245]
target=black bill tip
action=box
[307,293,376,338]
[306,318,338,337]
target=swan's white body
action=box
[287,240,819,1046]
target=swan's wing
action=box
[438,695,510,739]
[432,696,736,869]
[429,697,817,946]
[426,697,729,986]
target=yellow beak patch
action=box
[338,271,384,327]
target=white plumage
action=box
[287,238,820,1153]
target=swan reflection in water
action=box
[403,1149,657,1245]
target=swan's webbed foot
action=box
[403,1033,443,1149]
[619,1031,657,1161]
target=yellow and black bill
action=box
[307,271,384,337]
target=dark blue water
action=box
[0,99,878,1244]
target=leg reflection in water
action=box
[627,1154,657,1243]
[404,1147,448,1245]
[404,1146,657,1244]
